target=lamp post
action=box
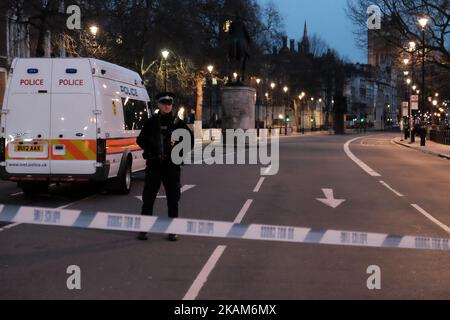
[406,77,414,143]
[207,65,214,128]
[299,92,306,134]
[419,17,429,146]
[256,78,261,132]
[270,82,276,130]
[418,18,428,114]
[283,86,289,135]
[161,50,170,91]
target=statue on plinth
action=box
[226,14,251,86]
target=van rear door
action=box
[50,59,97,175]
[4,59,52,174]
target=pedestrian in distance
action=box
[136,92,194,241]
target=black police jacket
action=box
[137,113,194,165]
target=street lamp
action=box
[161,50,170,91]
[418,16,429,145]
[89,25,99,37]
[255,78,261,131]
[405,77,414,143]
[418,17,428,113]
[207,65,214,128]
[283,86,289,135]
[299,92,306,134]
[270,82,276,128]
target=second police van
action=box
[0,58,151,194]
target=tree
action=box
[1,0,67,57]
[346,0,450,70]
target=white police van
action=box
[0,58,150,194]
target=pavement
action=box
[393,136,450,160]
[0,132,449,299]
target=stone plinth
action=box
[221,86,256,130]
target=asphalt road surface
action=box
[1,132,449,299]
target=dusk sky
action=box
[259,0,367,63]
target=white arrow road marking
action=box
[317,188,346,209]
[136,185,196,201]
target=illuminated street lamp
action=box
[89,25,99,37]
[161,50,170,91]
[419,17,428,117]
[282,86,289,135]
[270,82,276,127]
[207,65,214,128]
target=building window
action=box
[360,86,366,98]
[121,98,149,130]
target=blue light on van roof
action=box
[27,68,38,74]
[66,68,78,74]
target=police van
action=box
[0,58,151,194]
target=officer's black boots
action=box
[167,234,178,242]
[137,232,149,241]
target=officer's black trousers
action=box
[141,162,181,218]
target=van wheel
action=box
[108,160,132,195]
[19,182,50,196]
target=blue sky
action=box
[259,0,366,63]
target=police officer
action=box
[136,92,193,241]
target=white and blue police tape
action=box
[0,204,449,252]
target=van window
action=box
[121,98,149,130]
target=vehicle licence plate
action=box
[14,144,44,152]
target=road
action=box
[0,132,449,300]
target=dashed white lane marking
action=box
[184,198,254,300]
[344,137,381,177]
[253,177,265,193]
[263,165,273,175]
[183,245,227,301]
[0,222,21,232]
[411,204,450,235]
[379,181,404,197]
[234,199,254,224]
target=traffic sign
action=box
[402,102,409,117]
[410,95,419,110]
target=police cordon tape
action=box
[0,204,449,252]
